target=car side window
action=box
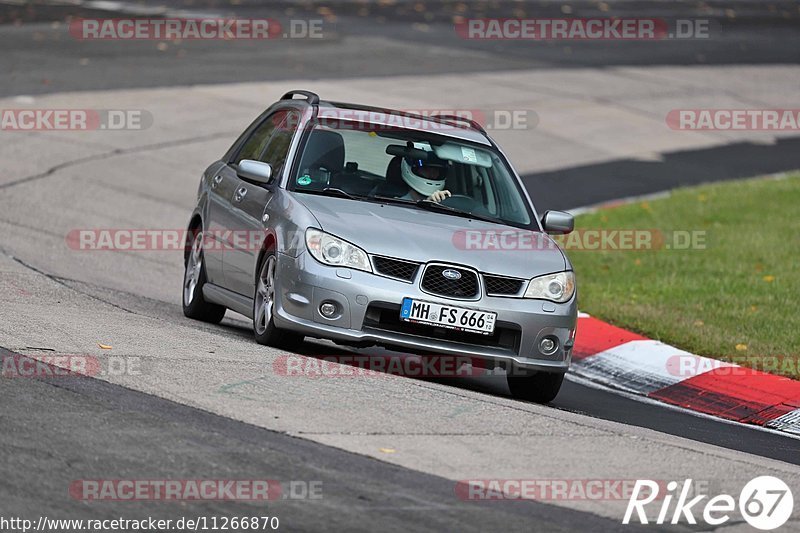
[234,110,289,164]
[258,111,299,176]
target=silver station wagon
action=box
[184,90,577,402]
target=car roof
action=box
[276,94,493,146]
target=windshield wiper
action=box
[298,188,420,207]
[415,200,505,225]
[369,195,414,205]
[297,187,363,200]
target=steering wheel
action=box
[440,194,478,211]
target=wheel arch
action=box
[254,231,278,285]
[184,214,203,263]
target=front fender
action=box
[267,189,321,258]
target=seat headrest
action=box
[371,155,408,197]
[385,155,404,185]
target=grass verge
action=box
[567,172,800,379]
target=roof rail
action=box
[430,113,486,135]
[281,90,320,105]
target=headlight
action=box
[523,271,575,303]
[305,228,372,272]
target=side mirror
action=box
[541,210,574,234]
[237,159,273,186]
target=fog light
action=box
[319,302,337,318]
[539,337,558,355]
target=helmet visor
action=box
[407,157,447,181]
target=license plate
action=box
[400,298,496,335]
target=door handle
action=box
[233,186,248,203]
[211,175,223,189]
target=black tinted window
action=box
[235,111,288,163]
[261,112,298,175]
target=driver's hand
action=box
[427,190,451,203]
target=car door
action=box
[203,163,236,285]
[207,111,288,291]
[225,110,298,297]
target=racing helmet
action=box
[400,155,448,196]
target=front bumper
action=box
[272,251,577,372]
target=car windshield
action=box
[289,120,533,227]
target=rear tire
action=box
[253,252,304,349]
[182,229,226,324]
[507,371,565,403]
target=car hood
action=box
[294,194,567,278]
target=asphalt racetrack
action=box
[1,1,799,531]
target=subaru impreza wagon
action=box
[183,90,577,402]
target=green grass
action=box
[566,172,800,378]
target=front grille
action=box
[420,264,479,299]
[372,256,420,282]
[484,275,525,296]
[363,303,521,353]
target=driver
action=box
[399,155,451,203]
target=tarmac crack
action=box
[0,130,237,191]
[0,217,181,276]
[2,248,138,316]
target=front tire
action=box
[507,371,565,403]
[183,229,226,324]
[253,253,304,348]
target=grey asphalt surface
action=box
[2,1,800,530]
[2,346,653,533]
[2,0,799,97]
